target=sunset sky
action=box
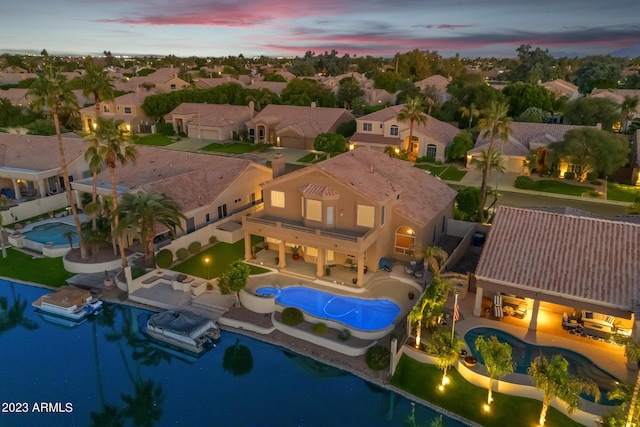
[2,0,638,58]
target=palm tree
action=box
[408,276,452,349]
[397,96,428,155]
[423,245,448,279]
[528,354,600,426]
[475,335,515,406]
[92,117,139,267]
[476,100,512,223]
[82,57,115,125]
[115,191,185,268]
[623,338,640,427]
[28,66,89,259]
[427,327,464,387]
[84,131,105,230]
[460,102,479,129]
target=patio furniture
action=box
[562,312,580,329]
[493,294,503,319]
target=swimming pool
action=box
[23,222,78,246]
[256,286,400,331]
[1,281,465,426]
[464,327,621,405]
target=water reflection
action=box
[223,338,254,377]
[0,283,38,335]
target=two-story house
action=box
[242,149,457,285]
[79,90,155,134]
[165,102,255,140]
[245,104,356,149]
[349,104,460,161]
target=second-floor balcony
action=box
[243,214,378,253]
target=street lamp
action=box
[203,256,211,279]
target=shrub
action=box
[188,241,202,254]
[281,307,304,326]
[564,171,575,180]
[550,169,560,178]
[589,190,601,197]
[159,122,176,136]
[208,236,218,245]
[155,249,173,268]
[338,329,351,341]
[586,172,599,181]
[589,179,602,186]
[313,323,328,335]
[365,345,390,371]
[176,248,190,261]
[514,175,537,190]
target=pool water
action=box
[464,327,621,405]
[23,222,78,246]
[256,286,400,330]
[0,281,465,426]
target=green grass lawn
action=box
[134,134,174,146]
[0,248,73,287]
[391,356,585,427]
[415,164,467,181]
[607,182,640,202]
[171,237,269,279]
[201,142,261,154]
[297,152,328,163]
[534,180,595,197]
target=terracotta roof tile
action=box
[246,105,355,138]
[0,133,86,171]
[476,206,640,310]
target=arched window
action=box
[395,226,415,254]
[426,144,437,159]
[390,125,399,136]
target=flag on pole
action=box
[453,301,460,322]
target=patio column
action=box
[528,299,541,331]
[278,241,286,268]
[12,179,21,199]
[243,231,252,260]
[473,286,484,317]
[38,180,46,198]
[356,255,365,287]
[316,248,325,277]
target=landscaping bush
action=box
[338,328,351,341]
[159,122,176,136]
[586,172,599,181]
[564,171,575,180]
[365,345,390,371]
[281,307,304,326]
[188,241,202,254]
[588,190,601,197]
[155,249,173,268]
[176,248,190,261]
[550,169,560,178]
[209,236,218,245]
[514,176,537,190]
[313,323,328,335]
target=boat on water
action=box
[32,286,103,321]
[145,310,221,354]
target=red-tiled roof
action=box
[0,134,86,171]
[476,206,640,310]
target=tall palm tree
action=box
[460,102,479,129]
[115,191,186,268]
[397,96,428,155]
[28,66,89,259]
[528,354,600,426]
[623,338,640,427]
[476,100,512,223]
[427,327,464,386]
[423,245,448,279]
[82,57,115,125]
[84,130,105,231]
[475,335,515,406]
[409,277,452,348]
[93,117,139,267]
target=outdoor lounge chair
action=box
[493,294,503,319]
[562,312,579,329]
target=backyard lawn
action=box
[391,356,585,427]
[607,182,640,202]
[201,142,262,154]
[134,134,174,147]
[171,237,269,279]
[415,164,467,181]
[0,248,73,287]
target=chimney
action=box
[310,102,316,108]
[248,101,255,119]
[271,153,285,179]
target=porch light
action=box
[349,143,355,151]
[394,147,400,154]
[92,123,97,129]
[482,403,490,412]
[126,124,131,131]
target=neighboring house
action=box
[71,145,272,237]
[79,90,155,133]
[415,74,452,104]
[467,121,593,174]
[349,104,460,161]
[0,88,29,107]
[474,206,639,336]
[245,104,355,149]
[246,80,287,96]
[194,76,246,90]
[117,67,190,93]
[540,79,581,101]
[242,149,457,285]
[363,88,398,106]
[633,130,640,186]
[164,102,255,140]
[591,89,640,129]
[0,72,38,86]
[0,133,89,222]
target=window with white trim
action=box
[362,122,372,132]
[390,125,398,136]
[357,204,375,227]
[124,107,132,114]
[426,144,437,158]
[271,190,285,208]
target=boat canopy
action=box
[148,311,213,336]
